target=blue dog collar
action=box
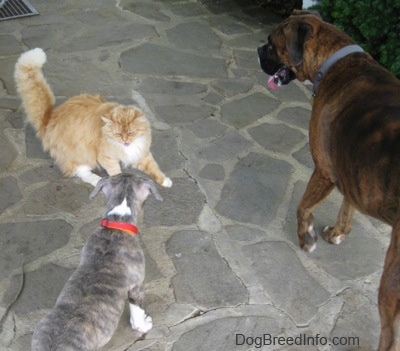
[313,44,364,97]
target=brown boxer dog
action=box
[258,10,400,351]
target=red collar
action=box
[101,219,138,235]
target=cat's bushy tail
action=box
[14,48,55,137]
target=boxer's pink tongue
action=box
[267,75,280,90]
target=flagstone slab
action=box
[62,23,158,52]
[195,132,252,162]
[234,49,261,70]
[221,93,280,129]
[154,103,215,125]
[211,78,254,97]
[216,152,292,226]
[172,315,281,351]
[5,111,24,129]
[224,224,266,242]
[119,0,170,22]
[25,124,50,160]
[138,78,207,96]
[330,291,380,350]
[169,3,208,17]
[20,24,76,52]
[23,180,91,215]
[166,22,222,52]
[0,176,22,214]
[151,129,185,173]
[227,33,270,50]
[0,35,23,56]
[144,178,204,227]
[277,106,311,130]
[120,43,228,78]
[199,164,225,181]
[0,130,17,170]
[22,13,157,53]
[0,97,21,111]
[293,143,314,169]
[202,92,224,105]
[19,165,61,184]
[3,263,74,314]
[38,57,131,98]
[0,57,19,95]
[248,123,305,153]
[242,241,330,324]
[0,220,72,281]
[166,230,248,308]
[185,118,228,139]
[260,79,310,103]
[210,18,253,36]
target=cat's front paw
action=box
[162,177,172,188]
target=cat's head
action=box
[101,106,149,147]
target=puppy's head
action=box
[257,10,322,88]
[90,173,162,217]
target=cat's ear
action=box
[89,177,110,200]
[101,116,113,126]
[137,179,163,202]
[134,110,144,119]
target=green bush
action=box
[310,0,400,77]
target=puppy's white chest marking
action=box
[108,198,131,216]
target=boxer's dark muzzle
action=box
[257,41,296,89]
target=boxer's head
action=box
[258,11,326,89]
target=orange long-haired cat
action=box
[14,48,172,187]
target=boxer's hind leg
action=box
[297,169,335,252]
[322,198,355,245]
[378,223,400,351]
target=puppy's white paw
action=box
[130,304,153,333]
[135,315,153,333]
[162,177,172,188]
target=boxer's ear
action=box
[292,9,322,19]
[284,22,313,66]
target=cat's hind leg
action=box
[128,286,152,333]
[137,153,172,188]
[74,165,102,186]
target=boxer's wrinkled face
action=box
[257,34,296,90]
[258,11,320,89]
[257,36,296,89]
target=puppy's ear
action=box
[137,179,163,203]
[89,177,110,200]
[284,22,313,66]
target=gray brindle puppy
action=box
[31,173,162,351]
